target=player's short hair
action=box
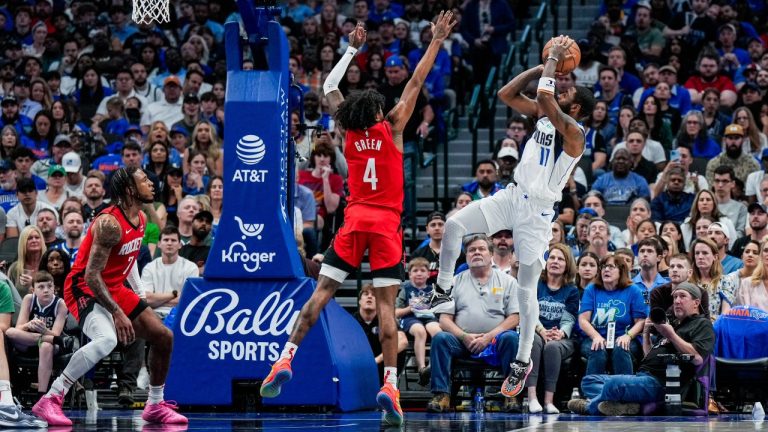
[463,233,494,253]
[573,86,596,121]
[638,237,663,256]
[335,89,385,131]
[669,253,692,267]
[359,282,374,299]
[33,270,54,286]
[407,257,430,273]
[159,224,180,241]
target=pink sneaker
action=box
[142,401,189,424]
[32,392,72,426]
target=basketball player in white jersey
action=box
[429,36,595,397]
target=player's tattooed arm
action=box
[498,65,544,117]
[388,11,456,139]
[85,215,122,314]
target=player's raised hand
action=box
[547,35,572,62]
[349,22,367,49]
[431,10,457,42]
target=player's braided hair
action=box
[335,89,386,131]
[110,166,140,208]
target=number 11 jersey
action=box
[514,116,584,202]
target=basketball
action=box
[541,37,581,75]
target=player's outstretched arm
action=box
[498,65,544,118]
[536,36,585,158]
[85,214,135,344]
[387,11,456,134]
[323,23,367,115]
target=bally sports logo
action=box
[233,135,268,182]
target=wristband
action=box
[537,77,555,94]
[627,330,635,339]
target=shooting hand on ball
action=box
[349,22,367,49]
[547,35,571,62]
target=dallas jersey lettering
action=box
[29,294,63,330]
[514,117,585,202]
[344,121,403,232]
[64,206,145,319]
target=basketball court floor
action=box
[45,410,765,431]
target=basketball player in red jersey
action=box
[32,167,187,426]
[261,13,456,426]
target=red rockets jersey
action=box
[66,206,145,291]
[344,120,404,215]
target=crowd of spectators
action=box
[0,0,766,416]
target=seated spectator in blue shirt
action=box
[96,96,130,144]
[706,222,743,275]
[578,255,647,376]
[0,96,33,138]
[369,0,403,24]
[673,111,721,159]
[591,148,650,204]
[651,166,695,222]
[20,111,55,160]
[462,159,503,200]
[183,149,210,196]
[632,238,669,310]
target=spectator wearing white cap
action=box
[707,222,743,274]
[62,152,85,198]
[495,146,518,187]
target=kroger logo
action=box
[234,216,264,240]
[236,135,266,165]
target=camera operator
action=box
[568,282,715,416]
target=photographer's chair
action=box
[641,354,714,416]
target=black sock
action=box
[52,335,64,348]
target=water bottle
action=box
[571,387,580,400]
[753,402,765,420]
[522,397,529,413]
[473,388,484,413]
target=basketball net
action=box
[132,0,170,24]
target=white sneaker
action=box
[528,399,543,413]
[137,366,150,390]
[545,403,560,414]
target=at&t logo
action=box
[233,134,268,183]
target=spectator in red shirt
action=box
[298,140,344,231]
[684,53,737,108]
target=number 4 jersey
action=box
[514,117,585,202]
[64,206,146,320]
[344,121,403,234]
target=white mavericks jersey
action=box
[513,116,585,202]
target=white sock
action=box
[545,403,560,414]
[280,343,298,361]
[384,367,398,386]
[47,373,75,398]
[0,381,12,406]
[148,384,164,404]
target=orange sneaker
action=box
[260,358,293,398]
[376,382,403,426]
